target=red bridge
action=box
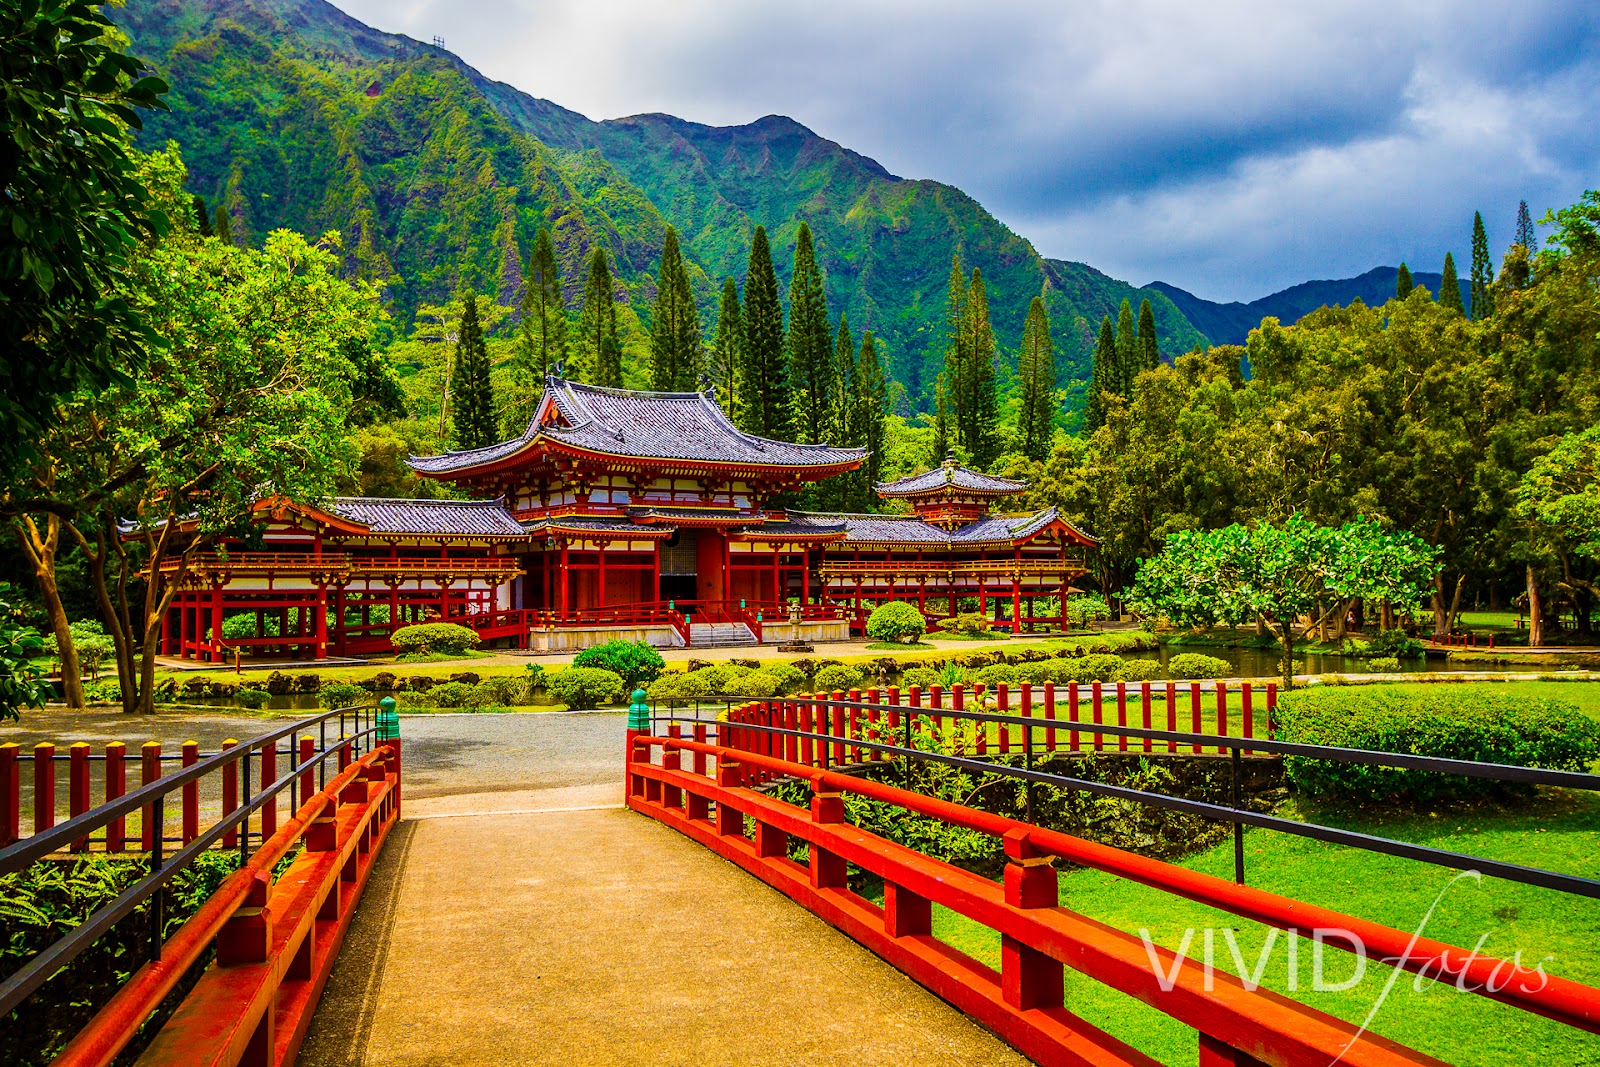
[2,688,1597,1066]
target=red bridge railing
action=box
[625,691,1600,1067]
[0,705,402,1067]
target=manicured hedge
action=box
[389,622,480,656]
[1167,653,1232,679]
[544,667,625,708]
[1273,687,1600,802]
[866,601,927,644]
[572,639,664,689]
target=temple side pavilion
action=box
[157,377,1095,662]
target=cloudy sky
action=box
[331,0,1600,302]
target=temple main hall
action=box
[160,377,1095,661]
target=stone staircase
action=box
[689,622,759,648]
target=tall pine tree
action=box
[451,293,497,450]
[786,222,834,443]
[1395,262,1414,299]
[931,372,951,465]
[941,253,969,452]
[1439,251,1465,314]
[650,226,701,391]
[576,246,621,386]
[1470,211,1494,320]
[961,268,1000,467]
[1084,316,1117,434]
[1114,299,1137,396]
[193,195,212,238]
[1515,199,1538,254]
[739,226,789,439]
[831,311,855,445]
[711,277,744,412]
[1136,298,1159,372]
[1016,295,1056,461]
[519,227,567,380]
[855,330,888,510]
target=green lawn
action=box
[1353,679,1600,725]
[917,789,1600,1066]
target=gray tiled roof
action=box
[411,378,867,474]
[789,508,1080,547]
[329,498,526,538]
[626,506,756,522]
[523,516,670,537]
[876,464,1026,497]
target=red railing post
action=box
[69,743,91,852]
[1241,682,1254,752]
[662,724,682,810]
[1266,683,1278,729]
[105,742,126,852]
[1043,681,1057,753]
[865,688,880,761]
[1115,682,1128,752]
[1190,682,1203,754]
[140,741,160,851]
[799,697,814,767]
[1018,682,1031,756]
[997,683,1011,754]
[1091,683,1104,753]
[908,685,922,749]
[182,740,200,845]
[951,684,967,754]
[1217,681,1229,754]
[929,684,943,734]
[1002,829,1064,1011]
[1141,682,1153,753]
[299,735,315,810]
[34,742,55,835]
[1067,681,1080,752]
[1165,681,1178,753]
[221,740,238,848]
[831,692,847,765]
[260,739,277,840]
[0,742,18,847]
[1199,1033,1272,1067]
[848,689,862,763]
[886,686,901,753]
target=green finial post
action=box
[628,688,651,733]
[377,696,400,740]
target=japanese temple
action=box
[160,377,1095,662]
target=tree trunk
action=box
[1431,573,1449,636]
[1446,574,1466,635]
[70,517,138,714]
[14,516,86,708]
[1527,565,1545,648]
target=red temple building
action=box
[159,377,1095,662]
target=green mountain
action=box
[118,0,1208,406]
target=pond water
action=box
[1122,644,1467,678]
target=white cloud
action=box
[330,0,1600,300]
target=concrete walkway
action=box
[297,713,1030,1067]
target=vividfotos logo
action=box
[1137,872,1552,1063]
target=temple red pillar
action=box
[1011,579,1022,635]
[802,549,810,606]
[597,542,608,609]
[559,542,570,620]
[210,585,224,663]
[315,582,329,659]
[651,541,661,606]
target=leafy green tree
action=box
[1016,295,1056,461]
[1127,514,1438,688]
[711,277,744,412]
[1137,298,1160,372]
[786,222,833,443]
[1517,427,1600,558]
[1395,262,1414,299]
[960,268,1000,466]
[855,330,888,505]
[1470,211,1495,319]
[739,226,789,438]
[1439,251,1464,314]
[193,195,213,238]
[0,1,168,476]
[450,292,496,450]
[576,245,622,386]
[1083,316,1117,433]
[650,226,700,391]
[0,584,47,722]
[1115,299,1137,395]
[1515,199,1538,255]
[519,227,567,381]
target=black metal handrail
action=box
[652,698,1600,900]
[0,704,380,1019]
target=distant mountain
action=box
[117,0,1208,405]
[1149,267,1471,347]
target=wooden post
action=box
[69,743,91,852]
[1191,682,1203,754]
[105,742,126,852]
[1091,683,1104,752]
[848,689,862,763]
[1067,681,1080,752]
[0,743,18,847]
[1241,683,1254,754]
[1001,829,1063,1011]
[33,742,55,834]
[182,740,200,845]
[799,698,814,768]
[1043,681,1057,752]
[1165,682,1178,753]
[221,740,239,849]
[1018,682,1031,757]
[884,881,932,938]
[1217,681,1229,754]
[831,693,847,765]
[140,742,160,851]
[1116,682,1128,752]
[929,684,944,733]
[1140,682,1153,753]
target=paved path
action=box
[297,712,1031,1067]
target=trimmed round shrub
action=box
[1114,658,1162,682]
[646,671,706,703]
[813,664,867,693]
[544,667,625,708]
[1167,653,1232,680]
[1274,688,1600,802]
[935,612,993,638]
[573,639,665,688]
[729,672,780,699]
[389,622,480,657]
[899,666,940,691]
[317,681,368,709]
[974,663,1020,687]
[866,601,928,644]
[758,662,806,693]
